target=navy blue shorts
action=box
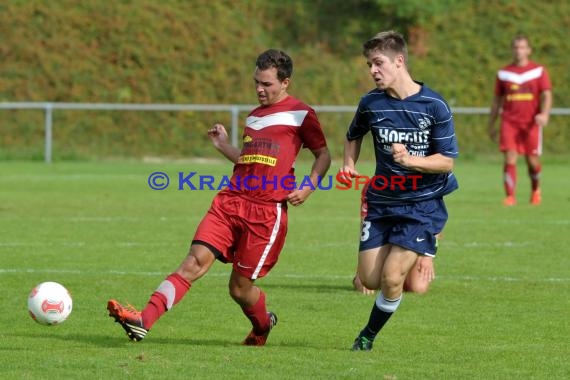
[359,198,448,256]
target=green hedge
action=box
[1,0,568,160]
[1,108,565,162]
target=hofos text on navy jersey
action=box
[375,129,430,144]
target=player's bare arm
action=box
[340,137,364,178]
[287,146,331,206]
[488,95,504,141]
[392,143,453,173]
[535,89,553,127]
[208,123,241,164]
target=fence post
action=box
[44,103,53,163]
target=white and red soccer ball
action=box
[28,282,73,325]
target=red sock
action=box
[528,164,541,191]
[503,164,517,197]
[241,290,269,335]
[141,273,191,329]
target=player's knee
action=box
[408,281,429,295]
[176,250,211,282]
[228,285,241,301]
[358,273,380,290]
[382,272,404,289]
[228,282,251,303]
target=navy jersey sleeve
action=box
[430,100,459,158]
[346,101,370,141]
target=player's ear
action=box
[281,77,290,90]
[395,54,405,67]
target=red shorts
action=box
[500,120,542,156]
[192,192,288,280]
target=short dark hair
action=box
[362,30,408,64]
[256,49,293,81]
[511,33,531,48]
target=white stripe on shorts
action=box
[251,203,282,279]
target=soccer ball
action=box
[28,281,73,325]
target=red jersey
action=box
[494,61,551,124]
[222,95,327,203]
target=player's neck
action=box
[274,93,289,104]
[387,77,420,100]
[514,58,530,67]
[263,93,289,107]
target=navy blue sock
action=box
[360,293,401,340]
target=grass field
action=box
[1,158,569,379]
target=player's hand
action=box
[392,143,409,166]
[353,275,375,295]
[416,256,435,283]
[535,112,549,127]
[338,165,359,181]
[286,186,313,206]
[207,123,229,149]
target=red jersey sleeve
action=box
[299,108,327,151]
[494,75,503,97]
[539,66,552,92]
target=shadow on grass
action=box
[9,330,239,348]
[10,329,344,350]
[261,281,355,293]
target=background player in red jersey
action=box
[107,49,331,345]
[488,33,552,206]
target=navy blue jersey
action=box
[347,82,459,205]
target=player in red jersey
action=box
[488,33,552,206]
[107,49,331,345]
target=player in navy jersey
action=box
[107,49,331,346]
[340,31,458,351]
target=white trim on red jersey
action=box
[246,110,309,130]
[497,66,544,85]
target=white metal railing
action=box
[1,102,569,163]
